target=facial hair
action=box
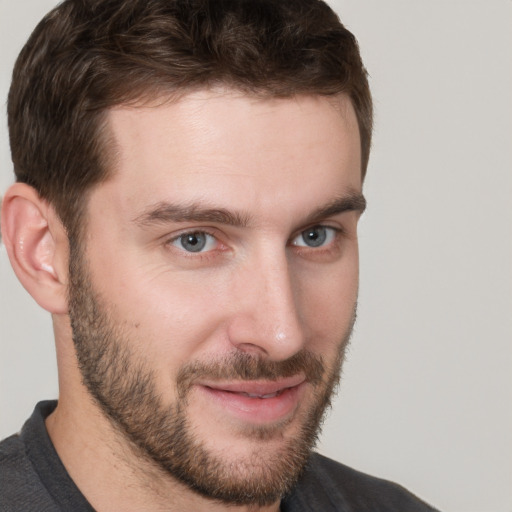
[67,248,355,506]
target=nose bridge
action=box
[228,244,306,359]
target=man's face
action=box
[68,90,363,505]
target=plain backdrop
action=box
[1,1,511,511]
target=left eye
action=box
[292,226,337,248]
[170,232,217,253]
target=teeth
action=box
[242,391,280,399]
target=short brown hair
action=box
[8,0,372,234]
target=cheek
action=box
[90,260,233,367]
[297,256,359,342]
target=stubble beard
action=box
[67,247,354,506]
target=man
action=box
[0,0,439,510]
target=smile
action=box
[196,376,307,425]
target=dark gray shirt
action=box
[0,401,439,511]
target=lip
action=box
[195,375,307,425]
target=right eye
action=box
[169,231,218,253]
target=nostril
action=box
[236,343,269,357]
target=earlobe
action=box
[1,183,69,314]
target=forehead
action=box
[98,90,362,221]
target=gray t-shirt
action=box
[0,401,439,511]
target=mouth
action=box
[195,375,307,425]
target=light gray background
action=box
[1,1,511,511]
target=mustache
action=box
[176,350,326,398]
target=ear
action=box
[1,183,69,314]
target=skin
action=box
[2,90,364,511]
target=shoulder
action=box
[282,453,440,512]
[0,432,31,488]
[0,431,57,511]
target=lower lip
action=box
[197,383,306,425]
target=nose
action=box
[226,248,307,361]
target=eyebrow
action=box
[133,202,251,228]
[133,192,366,229]
[303,193,366,225]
